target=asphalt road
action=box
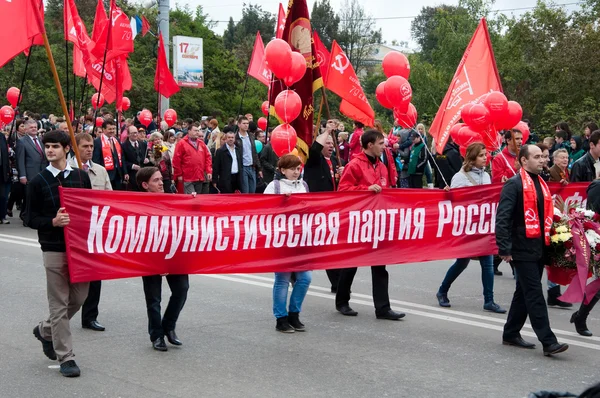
[0,220,598,398]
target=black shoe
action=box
[82,320,105,331]
[543,343,569,356]
[547,286,573,308]
[436,292,451,307]
[33,326,57,360]
[376,310,406,320]
[165,330,182,345]
[59,360,81,377]
[152,337,168,351]
[494,269,503,276]
[275,316,295,333]
[502,336,536,349]
[483,302,507,314]
[6,210,12,218]
[336,305,358,316]
[570,312,593,336]
[288,312,305,332]
[330,286,337,294]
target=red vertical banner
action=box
[313,30,330,84]
[429,18,503,154]
[247,32,271,87]
[276,3,286,40]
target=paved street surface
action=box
[0,221,598,398]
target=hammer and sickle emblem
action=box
[332,54,350,74]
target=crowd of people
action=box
[1,108,599,378]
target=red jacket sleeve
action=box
[172,144,183,179]
[349,132,361,152]
[492,153,508,184]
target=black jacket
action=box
[26,168,91,252]
[212,143,243,194]
[235,132,262,173]
[0,133,10,184]
[259,143,278,184]
[495,172,547,262]
[304,141,339,192]
[92,136,126,183]
[121,140,148,190]
[588,180,600,213]
[570,152,597,182]
[434,142,462,188]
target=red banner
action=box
[429,18,502,154]
[60,183,590,283]
[0,0,43,69]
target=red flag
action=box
[141,16,151,37]
[92,0,133,62]
[430,18,502,154]
[0,0,44,69]
[313,30,330,84]
[69,100,75,121]
[247,32,271,87]
[340,100,373,127]
[92,0,108,43]
[64,0,117,103]
[155,33,180,99]
[26,0,45,54]
[326,41,374,126]
[268,0,323,157]
[276,4,286,40]
[73,47,86,77]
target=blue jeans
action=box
[0,182,11,220]
[241,166,256,193]
[273,271,312,319]
[439,255,494,303]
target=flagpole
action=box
[92,0,114,136]
[33,15,82,168]
[316,86,341,166]
[79,73,88,117]
[237,74,249,117]
[65,40,70,119]
[10,38,34,148]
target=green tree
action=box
[311,0,340,49]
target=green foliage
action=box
[312,0,340,49]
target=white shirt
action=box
[226,144,238,174]
[47,163,73,179]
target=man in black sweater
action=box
[26,130,92,377]
[496,144,568,357]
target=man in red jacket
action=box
[492,129,523,184]
[172,122,212,194]
[335,129,406,321]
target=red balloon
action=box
[467,103,491,131]
[261,101,270,117]
[139,110,152,127]
[393,103,418,129]
[91,93,105,109]
[0,105,15,124]
[283,52,307,87]
[264,39,292,80]
[480,124,501,152]
[513,121,530,143]
[448,123,465,143]
[496,101,523,130]
[452,126,483,148]
[95,117,104,127]
[270,124,298,157]
[6,87,20,108]
[384,76,412,112]
[460,103,475,125]
[459,146,467,158]
[382,52,410,79]
[164,109,177,127]
[274,90,302,124]
[121,97,131,111]
[257,117,268,131]
[483,91,508,123]
[376,82,393,109]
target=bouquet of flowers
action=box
[547,197,600,280]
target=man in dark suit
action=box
[212,130,243,193]
[16,119,48,223]
[496,144,568,356]
[121,125,149,191]
[0,131,11,224]
[92,119,128,190]
[304,131,344,292]
[235,116,262,193]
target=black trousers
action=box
[7,181,24,211]
[408,174,423,188]
[503,260,557,347]
[335,266,391,315]
[326,269,341,290]
[142,274,189,341]
[81,280,102,325]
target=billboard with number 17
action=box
[173,36,204,88]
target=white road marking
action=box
[3,233,599,350]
